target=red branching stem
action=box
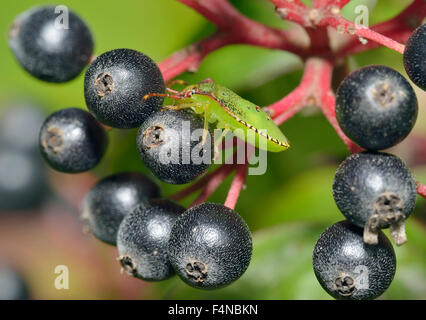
[267,58,319,124]
[270,0,308,26]
[190,166,234,207]
[161,1,309,82]
[159,32,234,82]
[335,0,426,58]
[170,164,235,201]
[166,0,422,210]
[417,183,426,199]
[176,0,230,29]
[270,85,307,125]
[315,58,363,153]
[267,57,362,153]
[322,16,405,54]
[224,163,248,210]
[314,0,351,9]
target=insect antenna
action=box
[143,93,184,101]
[166,79,189,87]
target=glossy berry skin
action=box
[336,65,418,150]
[84,49,165,129]
[0,148,46,211]
[313,221,396,300]
[0,103,45,153]
[82,172,161,245]
[137,110,213,185]
[117,199,185,281]
[0,264,29,300]
[8,6,94,83]
[39,108,108,173]
[403,24,426,91]
[333,152,416,229]
[168,203,252,289]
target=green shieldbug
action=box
[144,78,290,152]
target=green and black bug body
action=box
[144,79,289,152]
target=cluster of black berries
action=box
[82,173,252,289]
[8,5,252,290]
[313,24,426,300]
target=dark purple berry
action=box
[84,49,165,129]
[0,148,46,211]
[168,203,252,289]
[39,108,108,173]
[403,23,426,90]
[8,5,94,83]
[0,103,45,153]
[336,65,418,150]
[117,199,185,281]
[0,263,29,300]
[333,151,417,246]
[313,221,396,300]
[82,172,161,245]
[137,110,213,185]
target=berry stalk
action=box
[417,183,426,199]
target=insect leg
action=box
[201,103,211,147]
[161,105,192,111]
[213,128,230,160]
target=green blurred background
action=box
[0,0,425,299]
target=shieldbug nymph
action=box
[144,78,290,152]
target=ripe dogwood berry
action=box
[82,172,161,245]
[168,203,252,289]
[117,199,185,281]
[39,108,108,173]
[8,6,94,82]
[313,221,396,300]
[333,151,417,246]
[336,65,418,150]
[84,49,165,129]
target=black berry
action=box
[82,172,161,245]
[117,199,185,281]
[0,263,29,300]
[313,221,396,300]
[39,108,108,173]
[168,203,252,289]
[333,151,417,246]
[137,110,213,185]
[403,23,426,91]
[336,65,418,150]
[0,148,47,211]
[0,103,44,153]
[8,5,94,83]
[84,49,165,129]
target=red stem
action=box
[320,16,405,54]
[224,163,248,210]
[190,165,235,207]
[315,58,363,153]
[159,32,234,82]
[177,0,230,29]
[335,0,426,58]
[266,58,319,124]
[417,183,426,199]
[314,0,351,9]
[169,164,234,201]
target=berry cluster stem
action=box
[417,183,426,199]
